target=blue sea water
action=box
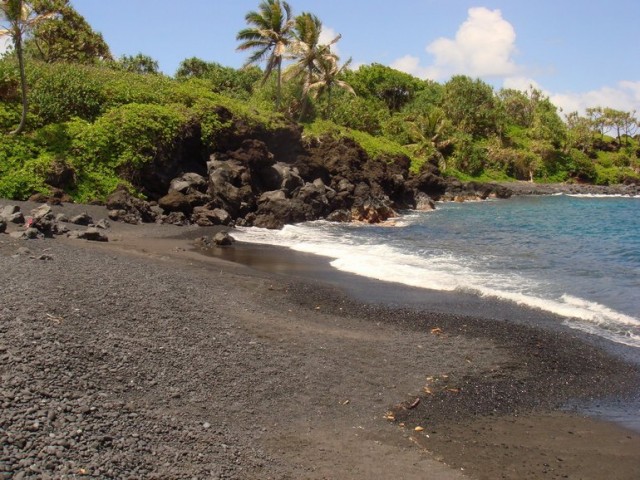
[235,194,640,348]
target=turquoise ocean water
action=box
[235,194,640,348]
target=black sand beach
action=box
[2,200,640,479]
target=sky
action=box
[2,0,640,115]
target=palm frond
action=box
[335,80,356,96]
[244,46,271,67]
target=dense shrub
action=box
[0,136,52,199]
[1,52,637,203]
[451,134,487,176]
[71,103,188,173]
[18,103,190,202]
[0,103,20,130]
[328,94,388,135]
[29,63,105,123]
[594,164,624,185]
[566,149,597,181]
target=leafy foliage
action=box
[236,0,294,109]
[28,61,105,122]
[1,1,639,204]
[345,64,427,112]
[442,75,502,139]
[117,53,160,75]
[25,0,112,63]
[175,57,261,99]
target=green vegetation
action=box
[1,0,638,202]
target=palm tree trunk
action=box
[10,32,27,135]
[325,86,332,120]
[298,65,313,122]
[276,59,282,111]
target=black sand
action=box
[1,199,640,479]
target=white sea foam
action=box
[566,193,640,199]
[234,222,640,348]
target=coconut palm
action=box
[0,0,53,134]
[236,0,293,110]
[286,12,340,119]
[306,54,354,119]
[406,108,452,171]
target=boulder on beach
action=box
[213,231,235,246]
[68,227,109,242]
[106,189,158,224]
[70,212,94,226]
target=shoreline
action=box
[204,239,640,419]
[206,237,640,364]
[498,180,640,197]
[2,199,640,478]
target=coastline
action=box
[1,200,640,478]
[499,180,640,197]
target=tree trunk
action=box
[275,59,282,111]
[298,65,313,122]
[10,31,28,135]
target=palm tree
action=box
[286,12,340,119]
[0,0,53,134]
[306,54,354,119]
[406,108,452,171]
[236,0,293,110]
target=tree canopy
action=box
[0,0,638,201]
[236,0,294,109]
[25,0,112,64]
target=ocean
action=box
[233,194,640,349]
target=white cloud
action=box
[319,26,341,57]
[428,7,519,78]
[501,77,640,116]
[0,36,11,56]
[549,81,640,115]
[502,76,543,93]
[392,7,521,81]
[390,54,437,79]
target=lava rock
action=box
[68,228,108,242]
[70,213,94,226]
[213,232,235,246]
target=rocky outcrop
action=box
[106,189,158,224]
[440,179,513,202]
[138,130,516,229]
[27,188,73,205]
[501,181,640,196]
[0,203,109,241]
[192,206,232,227]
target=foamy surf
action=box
[233,218,640,349]
[566,193,640,199]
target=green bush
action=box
[29,62,105,123]
[566,149,596,181]
[328,94,388,135]
[0,58,19,102]
[303,119,416,168]
[190,97,230,148]
[0,135,53,199]
[54,104,188,201]
[71,102,188,171]
[347,129,412,161]
[451,134,487,176]
[594,164,624,185]
[0,103,20,130]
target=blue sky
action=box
[3,1,640,114]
